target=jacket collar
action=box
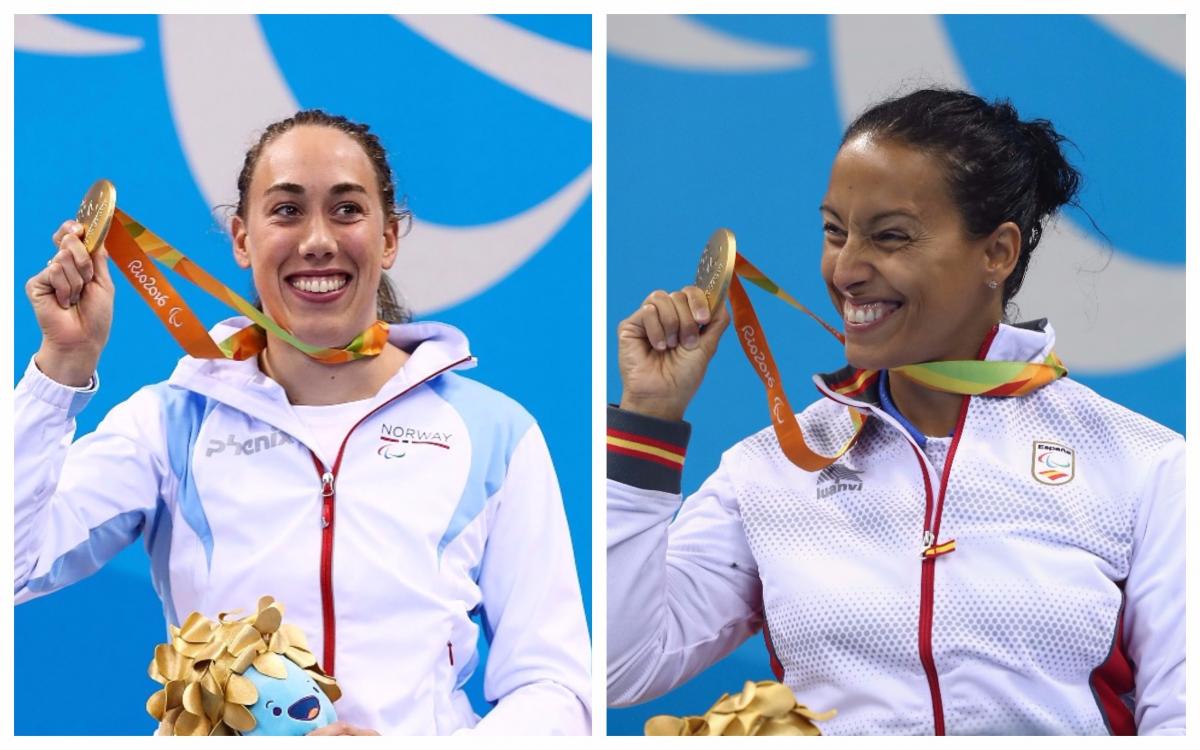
[165,317,476,430]
[813,319,1056,409]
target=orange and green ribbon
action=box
[103,208,388,364]
[726,253,1067,473]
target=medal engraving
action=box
[75,179,116,254]
[694,227,737,313]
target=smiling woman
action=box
[15,109,591,736]
[608,89,1184,736]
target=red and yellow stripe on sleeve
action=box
[606,428,686,470]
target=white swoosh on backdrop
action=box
[1015,221,1185,372]
[829,14,1183,372]
[395,14,591,121]
[392,168,592,313]
[15,14,143,54]
[1091,14,1184,74]
[157,14,587,314]
[608,14,810,72]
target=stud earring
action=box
[986,279,999,290]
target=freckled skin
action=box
[819,134,1012,372]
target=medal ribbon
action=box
[726,254,1067,472]
[104,208,389,363]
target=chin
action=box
[843,344,888,372]
[290,322,357,350]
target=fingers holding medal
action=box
[26,182,119,384]
[616,230,735,422]
[638,287,713,351]
[37,180,116,310]
[45,220,95,309]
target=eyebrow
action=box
[264,182,369,196]
[819,204,920,223]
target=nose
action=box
[829,231,872,295]
[298,215,338,259]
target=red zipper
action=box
[910,325,998,735]
[306,355,473,677]
[909,443,945,734]
[311,456,337,674]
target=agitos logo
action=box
[377,423,454,460]
[1032,440,1075,485]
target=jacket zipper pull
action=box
[920,529,957,559]
[447,641,454,666]
[321,472,335,528]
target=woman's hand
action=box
[616,285,731,421]
[306,721,380,736]
[26,219,116,386]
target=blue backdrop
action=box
[606,14,1184,735]
[13,14,591,735]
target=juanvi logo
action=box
[378,423,453,460]
[816,464,864,499]
[206,429,294,458]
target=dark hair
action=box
[235,109,412,323]
[842,88,1082,312]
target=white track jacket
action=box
[607,321,1183,735]
[16,318,590,735]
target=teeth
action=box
[843,300,897,325]
[290,275,348,294]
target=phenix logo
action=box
[206,430,294,458]
[816,464,864,499]
[377,423,453,460]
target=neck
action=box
[260,334,409,406]
[886,374,965,438]
[885,320,1000,438]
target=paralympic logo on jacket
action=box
[377,423,454,460]
[1032,441,1075,485]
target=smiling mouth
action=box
[287,273,349,295]
[842,299,901,328]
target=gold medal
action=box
[75,178,116,254]
[694,227,737,313]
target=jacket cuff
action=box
[19,356,99,420]
[606,405,691,493]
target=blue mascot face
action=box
[241,657,337,736]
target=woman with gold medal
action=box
[15,110,590,735]
[607,89,1183,735]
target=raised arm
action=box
[15,362,168,602]
[16,216,168,601]
[607,406,763,707]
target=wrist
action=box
[35,345,100,388]
[607,405,692,493]
[618,394,687,422]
